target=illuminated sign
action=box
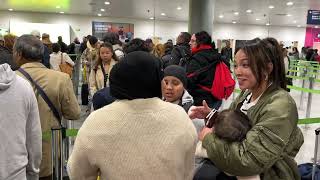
[307,10,320,25]
[9,0,70,10]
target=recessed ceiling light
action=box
[316,26,319,28]
[256,18,261,21]
[232,21,237,24]
[268,5,274,9]
[101,9,105,12]
[59,11,64,14]
[293,20,297,23]
[177,6,182,10]
[234,12,239,15]
[219,14,224,18]
[8,8,13,11]
[98,14,102,16]
[286,14,292,17]
[266,23,270,26]
[56,6,61,9]
[150,17,154,20]
[161,13,166,16]
[286,2,294,6]
[297,25,301,27]
[246,9,252,13]
[104,1,110,5]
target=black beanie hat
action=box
[110,51,163,100]
[163,65,187,88]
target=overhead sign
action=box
[307,10,320,25]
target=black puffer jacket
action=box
[186,49,221,107]
[0,45,18,70]
[169,44,191,66]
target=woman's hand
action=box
[188,100,212,119]
[199,127,213,141]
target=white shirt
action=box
[49,52,75,71]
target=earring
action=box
[265,75,268,81]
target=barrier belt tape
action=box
[42,129,79,141]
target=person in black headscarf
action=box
[68,51,197,180]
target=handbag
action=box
[59,52,73,76]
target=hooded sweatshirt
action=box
[0,63,42,180]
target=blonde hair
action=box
[4,34,17,51]
[152,43,165,58]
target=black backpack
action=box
[178,48,190,69]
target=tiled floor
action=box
[69,78,320,164]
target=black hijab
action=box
[110,51,163,100]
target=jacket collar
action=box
[236,84,279,110]
[191,44,212,54]
[20,62,46,69]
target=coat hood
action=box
[0,63,16,90]
[181,90,194,105]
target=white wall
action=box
[212,23,306,51]
[0,11,306,48]
[0,11,188,44]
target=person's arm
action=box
[60,74,81,120]
[26,88,42,180]
[68,131,98,180]
[202,92,299,176]
[63,53,75,66]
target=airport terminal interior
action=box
[1,0,320,179]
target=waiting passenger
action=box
[190,37,304,180]
[0,34,18,70]
[152,43,165,58]
[14,34,81,179]
[81,35,99,83]
[162,65,193,112]
[41,33,52,53]
[161,42,174,68]
[187,31,221,109]
[0,62,42,180]
[102,32,124,59]
[57,36,68,53]
[49,43,75,72]
[30,30,50,68]
[170,32,192,66]
[68,51,197,180]
[123,38,150,54]
[89,42,118,96]
[145,38,154,52]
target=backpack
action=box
[187,60,235,100]
[178,48,189,68]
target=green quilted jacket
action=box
[203,85,304,180]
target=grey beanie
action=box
[163,65,187,88]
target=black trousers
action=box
[193,159,237,180]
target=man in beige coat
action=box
[14,34,81,180]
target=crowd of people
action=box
[0,28,308,180]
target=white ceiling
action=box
[0,0,319,27]
[214,0,320,27]
[0,0,189,21]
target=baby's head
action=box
[212,109,251,142]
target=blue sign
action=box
[307,10,320,25]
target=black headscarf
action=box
[110,51,163,100]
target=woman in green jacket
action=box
[190,37,304,180]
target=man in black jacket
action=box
[169,32,192,66]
